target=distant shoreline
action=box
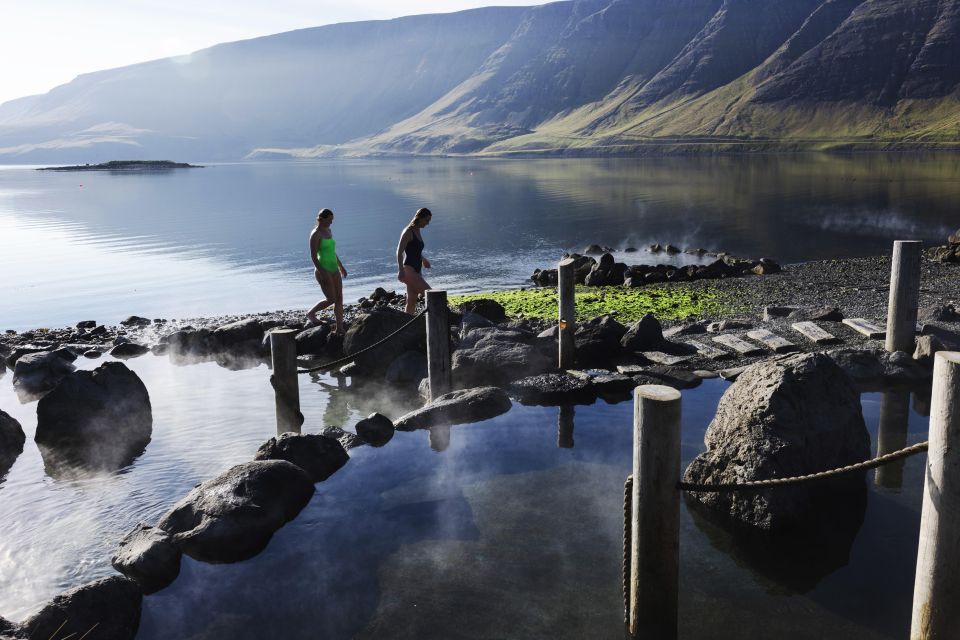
[37,160,203,172]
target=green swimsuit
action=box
[317,236,338,273]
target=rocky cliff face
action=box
[2,0,959,161]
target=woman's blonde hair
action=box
[407,207,432,228]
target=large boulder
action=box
[17,576,142,640]
[212,318,264,352]
[35,362,152,471]
[158,460,314,563]
[574,315,627,367]
[683,353,870,532]
[12,350,75,395]
[385,351,427,385]
[394,387,512,431]
[452,327,552,387]
[584,253,628,286]
[0,410,25,478]
[918,304,959,323]
[621,314,663,352]
[457,299,507,324]
[294,324,331,355]
[254,433,349,483]
[111,524,182,594]
[164,327,214,356]
[508,373,594,405]
[343,306,425,376]
[110,342,150,359]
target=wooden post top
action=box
[934,351,960,365]
[559,257,577,267]
[635,385,681,402]
[270,329,298,336]
[893,239,924,246]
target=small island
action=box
[37,160,203,171]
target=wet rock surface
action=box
[254,432,349,482]
[395,386,512,431]
[12,350,76,395]
[0,410,25,479]
[508,373,594,405]
[320,425,367,451]
[684,353,870,532]
[111,524,182,594]
[343,306,426,376]
[452,326,552,387]
[574,315,626,367]
[15,576,142,640]
[35,362,152,472]
[158,460,315,563]
[355,412,395,447]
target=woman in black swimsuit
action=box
[396,207,432,314]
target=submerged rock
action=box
[111,524,182,594]
[158,460,314,563]
[17,576,142,640]
[683,353,869,532]
[508,373,594,405]
[355,413,395,447]
[0,410,25,478]
[394,387,511,431]
[254,433,349,482]
[35,362,152,472]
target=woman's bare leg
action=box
[307,269,336,323]
[402,266,431,314]
[332,271,345,334]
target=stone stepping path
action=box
[746,329,796,354]
[842,318,885,339]
[642,351,694,366]
[791,321,839,345]
[712,334,764,356]
[686,339,733,360]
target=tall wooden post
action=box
[269,329,301,435]
[426,290,452,402]
[911,351,960,639]
[629,385,682,640]
[558,258,576,369]
[885,240,922,353]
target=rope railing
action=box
[675,440,929,492]
[622,475,633,625]
[297,308,428,374]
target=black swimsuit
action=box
[403,232,424,273]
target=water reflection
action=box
[875,391,911,489]
[428,425,451,452]
[557,405,574,449]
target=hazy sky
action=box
[1,0,545,106]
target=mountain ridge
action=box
[2,0,959,162]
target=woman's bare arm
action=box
[309,231,322,271]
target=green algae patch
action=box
[451,285,732,323]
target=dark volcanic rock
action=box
[35,362,152,471]
[826,348,932,387]
[111,524,182,594]
[110,342,150,359]
[683,353,869,532]
[12,350,76,395]
[343,306,425,376]
[574,315,626,367]
[121,315,151,327]
[394,386,512,431]
[457,298,507,324]
[355,412,395,447]
[158,460,314,562]
[254,433,349,483]
[320,425,366,451]
[76,320,97,330]
[788,306,844,322]
[918,304,959,323]
[0,410,25,478]
[914,335,946,366]
[452,327,552,386]
[18,576,142,640]
[165,327,214,355]
[621,314,663,352]
[212,318,264,351]
[508,373,594,405]
[385,351,428,385]
[295,325,331,355]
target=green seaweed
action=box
[451,284,732,323]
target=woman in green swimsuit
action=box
[307,208,348,334]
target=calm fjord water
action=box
[1,155,957,330]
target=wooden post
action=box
[426,290,451,402]
[885,240,922,353]
[911,351,960,639]
[557,405,574,449]
[875,390,910,489]
[269,329,300,435]
[630,385,682,640]
[558,258,576,369]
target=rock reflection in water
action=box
[875,390,911,489]
[912,387,931,417]
[37,439,150,480]
[684,475,868,593]
[428,425,450,452]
